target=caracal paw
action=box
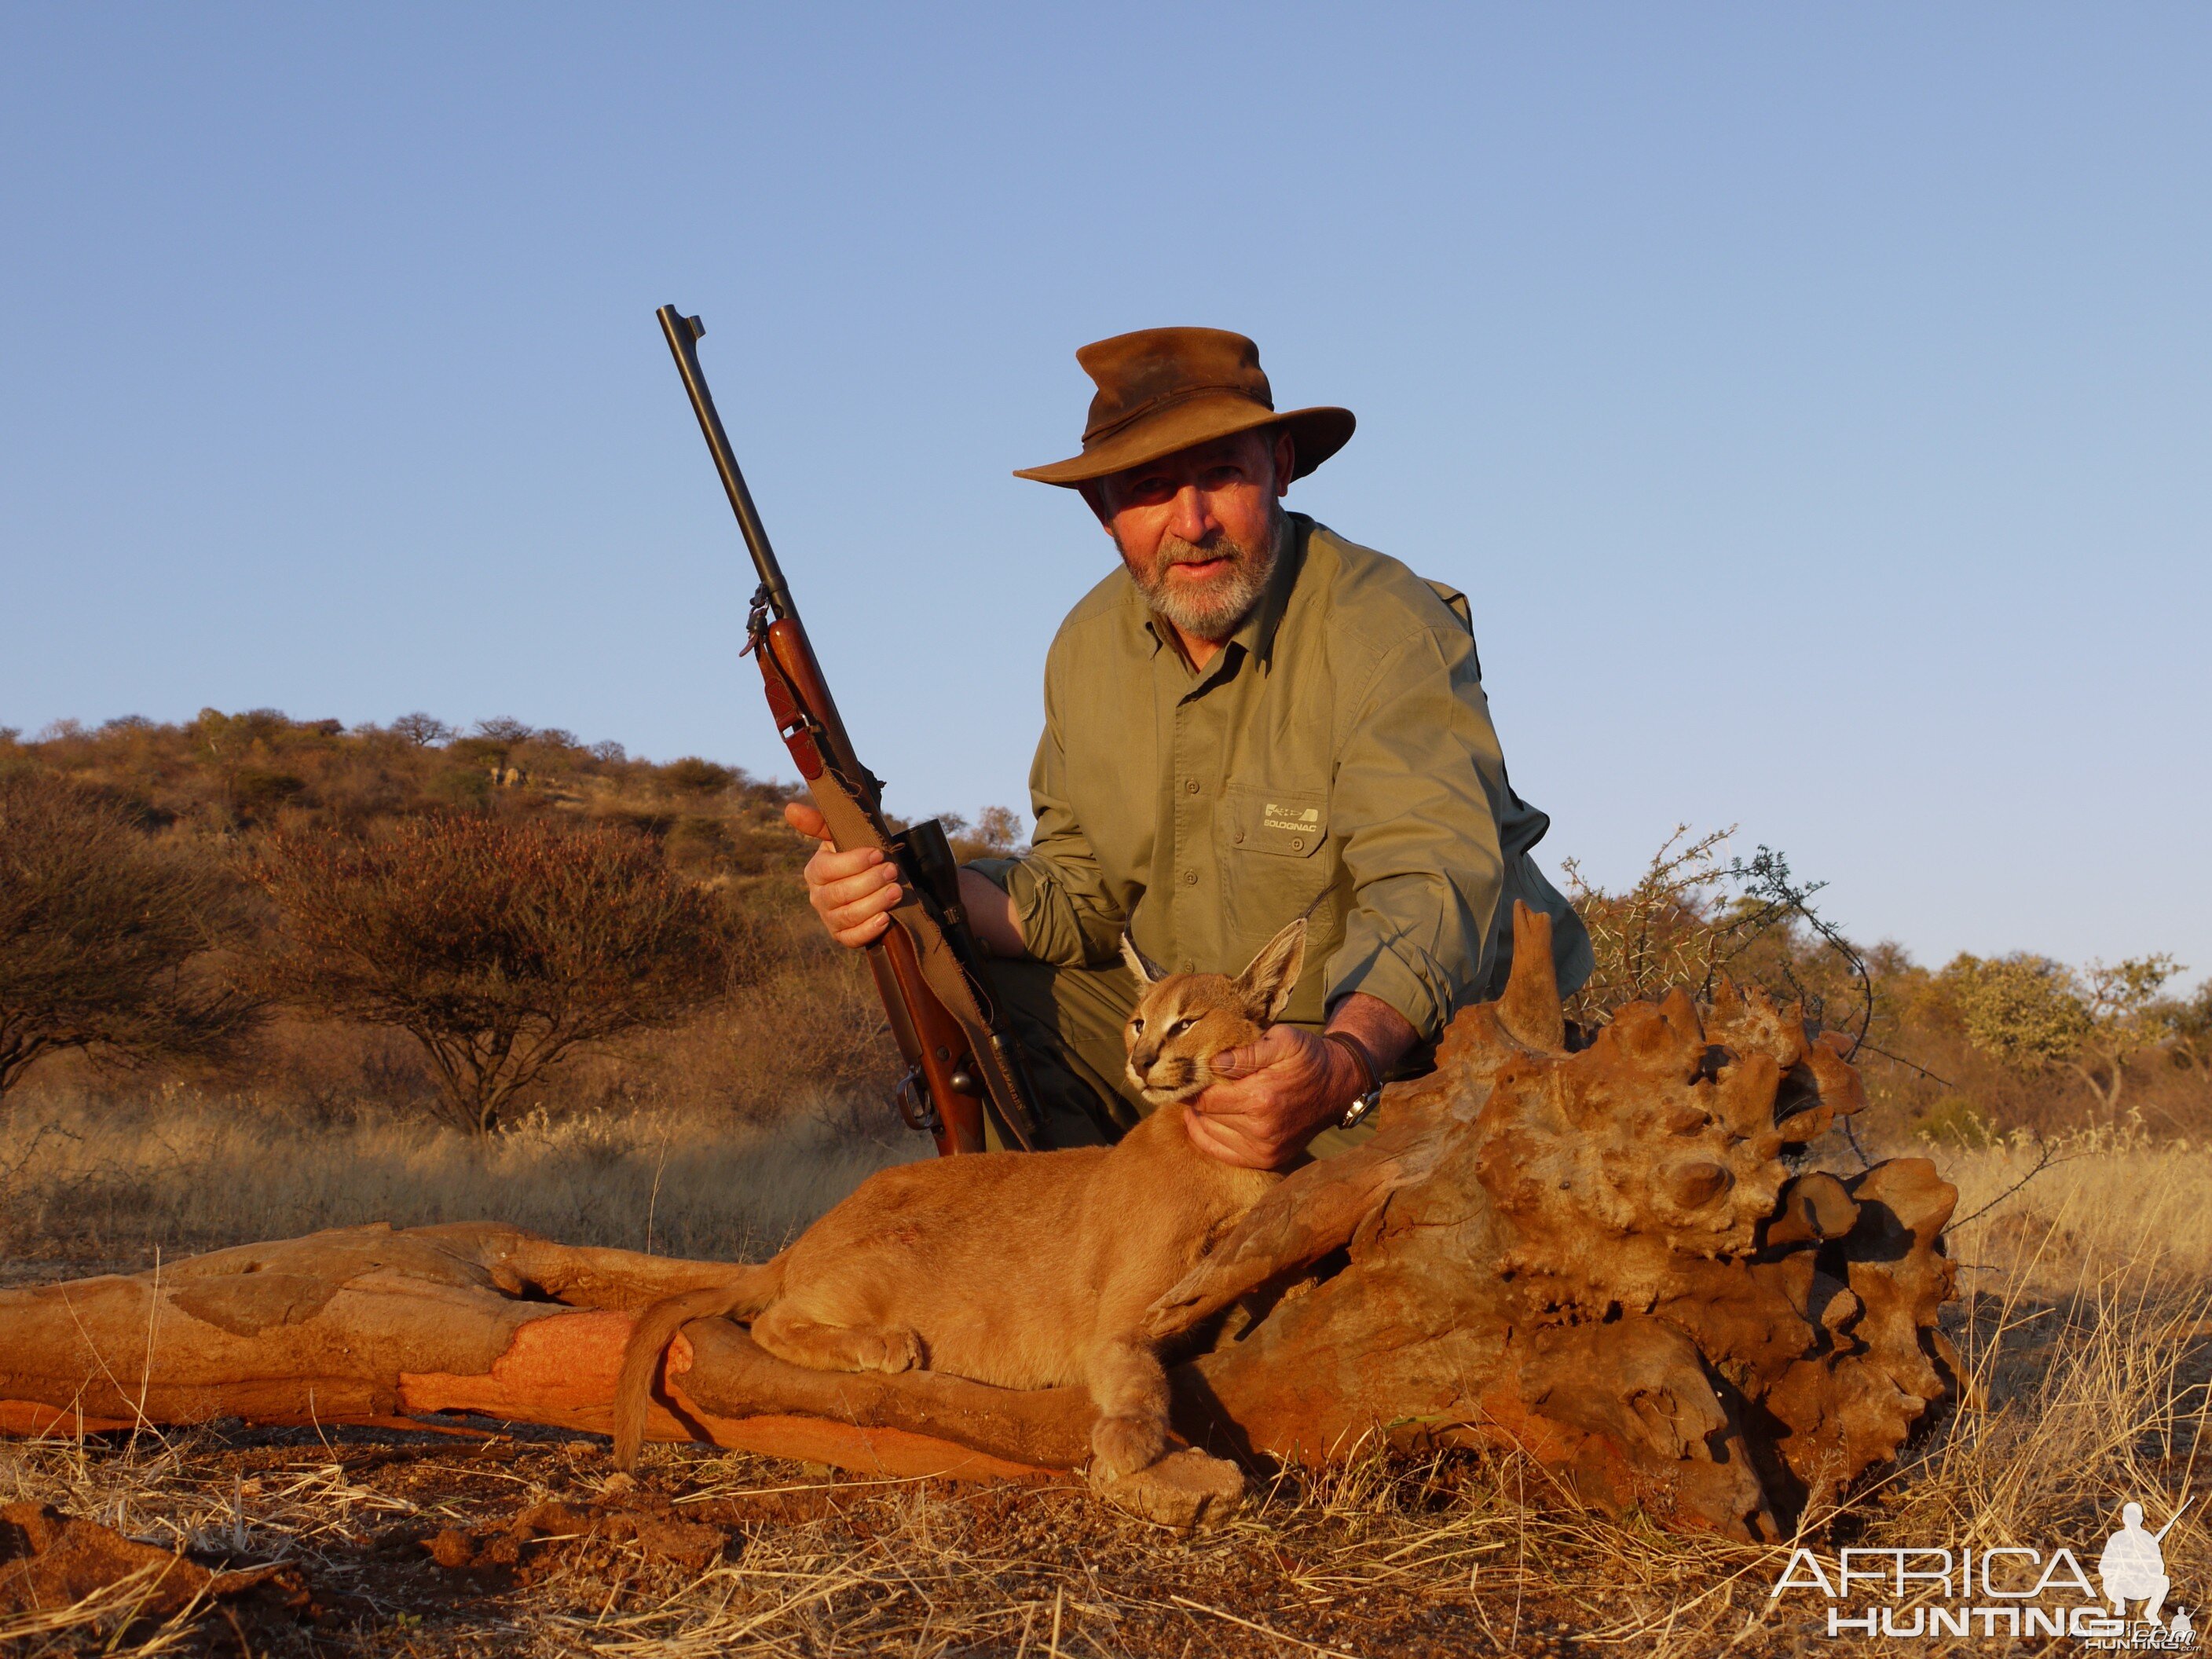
[866,1328,923,1374]
[1089,1412,1167,1481]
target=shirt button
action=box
[1232,828,1245,844]
[1184,778,1200,793]
[1291,837,1305,851]
[1181,870,1198,885]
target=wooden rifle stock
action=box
[756,617,987,1155]
[656,304,1042,1155]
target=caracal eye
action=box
[1166,1017,1192,1039]
[1130,1018,1145,1034]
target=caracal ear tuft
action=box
[1120,932,1167,987]
[1235,917,1309,1023]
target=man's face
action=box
[1091,427,1295,643]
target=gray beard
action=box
[1122,512,1284,642]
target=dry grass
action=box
[2,1117,2206,1655]
[1882,1135,2212,1569]
[0,1093,928,1275]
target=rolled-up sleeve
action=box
[965,672,1128,968]
[1322,624,1507,1041]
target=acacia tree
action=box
[249,816,731,1134]
[1560,826,1736,1022]
[388,712,456,749]
[2075,954,2185,1111]
[0,771,257,1099]
[1947,950,2181,1117]
[1557,827,1872,1041]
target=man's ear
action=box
[1271,428,1295,499]
[1235,917,1308,1023]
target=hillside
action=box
[2,709,1020,888]
[0,710,2203,1149]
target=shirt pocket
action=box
[1218,783,1331,941]
[1220,786,1328,860]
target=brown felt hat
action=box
[1013,327,1355,487]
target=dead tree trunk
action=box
[0,909,1956,1539]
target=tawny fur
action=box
[610,917,1309,1478]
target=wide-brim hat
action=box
[1014,327,1354,487]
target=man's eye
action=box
[1202,467,1243,489]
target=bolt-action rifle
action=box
[655,306,1045,1156]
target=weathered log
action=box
[0,906,1956,1538]
[0,1225,1076,1481]
[1156,910,1960,1536]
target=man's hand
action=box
[1189,992,1417,1170]
[786,801,1027,957]
[1186,1026,1363,1170]
[787,800,903,947]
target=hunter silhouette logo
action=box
[2100,1499,2193,1636]
[1768,1493,2196,1646]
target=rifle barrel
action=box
[655,305,793,618]
[2152,1492,2196,1543]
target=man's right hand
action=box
[786,800,902,948]
[786,800,1030,958]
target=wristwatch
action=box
[1323,1031,1383,1131]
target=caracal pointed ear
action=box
[1120,931,1168,987]
[1234,917,1309,1023]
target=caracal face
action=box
[1121,918,1308,1108]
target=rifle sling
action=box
[758,649,1045,1151]
[815,768,1042,1151]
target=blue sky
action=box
[3,4,2206,984]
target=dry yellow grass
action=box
[1942,1130,2212,1286]
[0,1112,2205,1655]
[1873,1135,2212,1610]
[0,1093,928,1274]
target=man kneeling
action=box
[792,326,1589,1166]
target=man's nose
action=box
[1165,483,1214,544]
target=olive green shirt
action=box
[976,515,1590,1046]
